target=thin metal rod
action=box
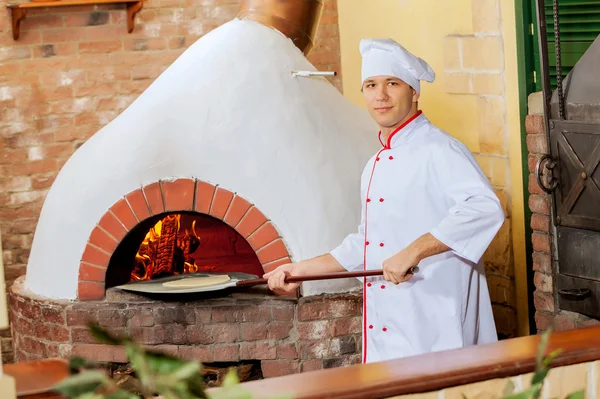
[292,70,337,77]
[552,0,565,119]
[535,0,553,125]
[534,0,560,225]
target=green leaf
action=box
[207,371,253,399]
[171,382,199,399]
[565,390,585,399]
[502,379,516,397]
[88,323,125,346]
[222,369,240,387]
[531,349,562,386]
[145,350,190,374]
[504,384,542,399]
[75,393,105,399]
[168,362,202,382]
[68,357,96,373]
[160,387,182,399]
[126,346,153,388]
[207,386,254,399]
[105,389,142,399]
[53,370,107,397]
[536,328,553,369]
[188,377,209,398]
[543,349,563,367]
[531,369,550,386]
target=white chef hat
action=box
[360,38,435,94]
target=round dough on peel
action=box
[162,275,231,288]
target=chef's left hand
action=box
[382,249,419,285]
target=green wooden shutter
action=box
[532,0,600,90]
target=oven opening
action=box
[105,211,264,288]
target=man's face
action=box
[362,76,419,129]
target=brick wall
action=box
[10,277,361,377]
[0,0,343,363]
[526,92,600,332]
[442,0,516,338]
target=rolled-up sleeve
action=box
[429,140,506,264]
[330,212,365,272]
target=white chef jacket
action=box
[331,111,505,364]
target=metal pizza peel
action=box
[115,267,419,295]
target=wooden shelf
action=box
[6,0,143,40]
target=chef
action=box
[264,38,505,364]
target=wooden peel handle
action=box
[235,266,419,287]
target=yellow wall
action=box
[336,0,528,336]
[338,0,479,149]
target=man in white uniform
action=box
[264,38,505,364]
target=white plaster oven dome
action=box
[24,18,379,300]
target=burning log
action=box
[155,214,179,277]
[130,214,203,282]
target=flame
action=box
[130,214,204,281]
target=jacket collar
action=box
[377,110,425,149]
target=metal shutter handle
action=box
[557,288,591,301]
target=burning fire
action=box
[131,214,203,281]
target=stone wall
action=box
[442,0,516,337]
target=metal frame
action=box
[549,120,600,231]
[516,0,540,335]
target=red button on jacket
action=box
[382,327,387,332]
[367,283,372,287]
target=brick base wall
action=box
[9,276,361,377]
[525,106,600,332]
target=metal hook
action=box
[535,154,559,194]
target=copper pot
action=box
[237,0,324,55]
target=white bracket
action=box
[291,70,337,78]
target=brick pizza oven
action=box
[8,0,379,379]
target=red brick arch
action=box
[77,178,292,300]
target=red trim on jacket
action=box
[377,110,423,149]
[362,147,385,363]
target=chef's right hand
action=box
[263,263,301,293]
